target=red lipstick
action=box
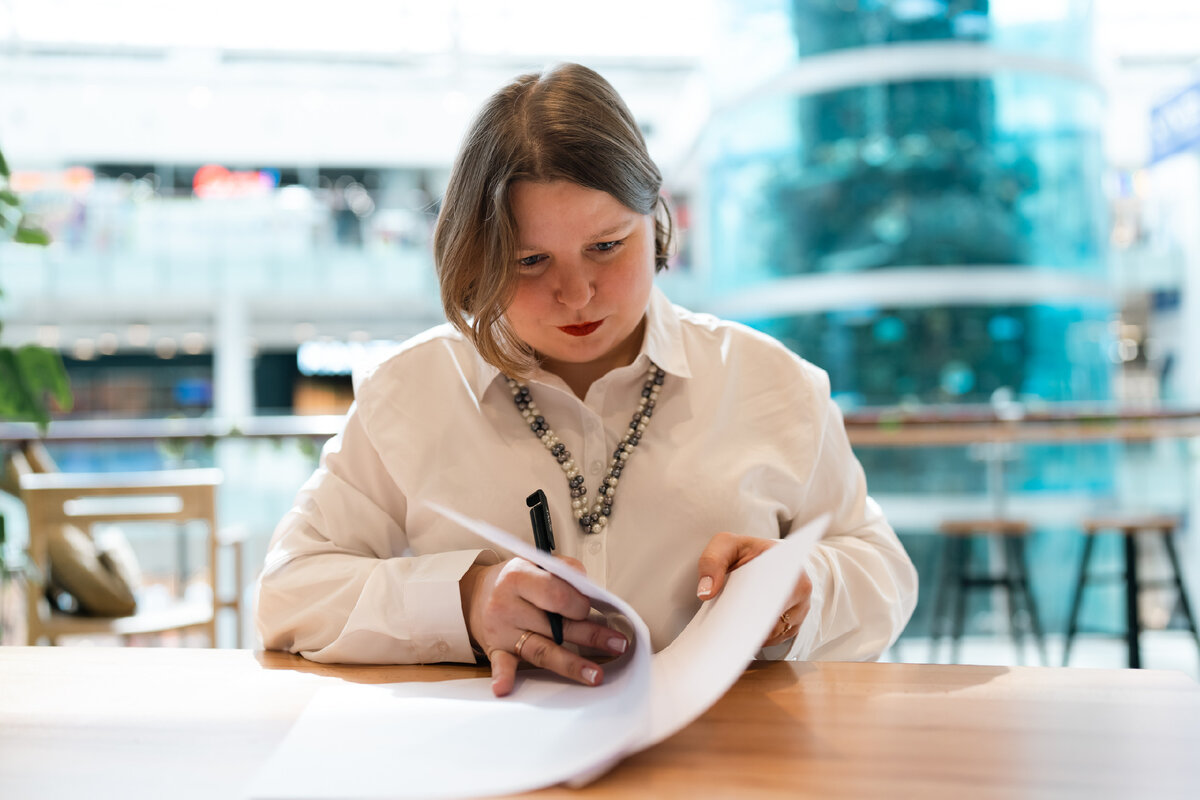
[559,320,603,337]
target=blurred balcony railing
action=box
[1,406,1198,647]
[0,238,438,301]
[4,405,1198,442]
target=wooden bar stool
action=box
[1063,514,1200,669]
[930,518,1047,665]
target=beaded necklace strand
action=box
[506,363,665,535]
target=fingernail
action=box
[582,667,600,685]
[697,576,713,598]
[607,636,627,654]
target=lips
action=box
[558,320,604,337]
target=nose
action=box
[555,260,595,310]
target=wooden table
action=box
[2,647,1199,799]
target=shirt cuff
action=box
[405,548,499,664]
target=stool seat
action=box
[1082,515,1179,533]
[930,518,1046,666]
[940,519,1031,537]
[1064,514,1198,669]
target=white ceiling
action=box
[0,1,1196,171]
[0,0,715,176]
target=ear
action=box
[653,194,674,272]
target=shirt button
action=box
[590,460,603,475]
[588,541,602,555]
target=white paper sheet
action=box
[247,509,826,799]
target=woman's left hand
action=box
[695,532,812,648]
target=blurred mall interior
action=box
[2,0,1200,673]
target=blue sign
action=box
[1151,81,1200,164]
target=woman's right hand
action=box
[460,558,629,697]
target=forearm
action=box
[256,519,495,664]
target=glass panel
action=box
[705,73,1105,290]
[790,0,1093,63]
[751,303,1112,405]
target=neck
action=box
[545,363,607,400]
[542,317,647,399]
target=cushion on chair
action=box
[46,524,139,617]
[95,526,142,594]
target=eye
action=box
[517,254,547,271]
[592,240,624,253]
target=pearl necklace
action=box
[506,363,665,535]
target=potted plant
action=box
[0,142,74,621]
[0,143,73,428]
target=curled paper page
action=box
[247,509,826,799]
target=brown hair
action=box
[433,62,674,377]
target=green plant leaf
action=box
[0,345,73,430]
[0,147,9,179]
[13,225,51,246]
[16,345,73,412]
[0,202,18,230]
[0,348,42,425]
[0,189,18,206]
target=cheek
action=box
[611,247,656,299]
[505,283,544,331]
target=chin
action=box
[543,340,609,364]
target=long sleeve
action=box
[254,296,916,664]
[780,378,918,662]
[254,403,497,664]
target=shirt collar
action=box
[640,284,692,380]
[469,283,692,401]
[469,346,504,403]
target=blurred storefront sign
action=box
[1150,81,1200,164]
[192,164,279,198]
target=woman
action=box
[256,63,917,697]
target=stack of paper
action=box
[248,508,825,799]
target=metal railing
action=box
[3,406,1198,446]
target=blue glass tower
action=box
[668,1,1118,641]
[689,0,1110,408]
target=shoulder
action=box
[353,323,483,406]
[672,304,830,400]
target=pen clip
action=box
[525,489,555,552]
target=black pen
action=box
[526,489,564,645]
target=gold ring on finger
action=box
[513,629,534,660]
[780,610,792,627]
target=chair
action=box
[7,445,242,646]
[1063,514,1200,669]
[929,518,1047,665]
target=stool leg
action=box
[1001,538,1026,666]
[1063,534,1097,667]
[951,537,970,664]
[1123,532,1142,669]
[1008,537,1048,667]
[1160,530,1200,655]
[233,539,245,649]
[929,537,958,664]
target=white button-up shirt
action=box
[256,287,917,664]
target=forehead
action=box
[509,181,640,245]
